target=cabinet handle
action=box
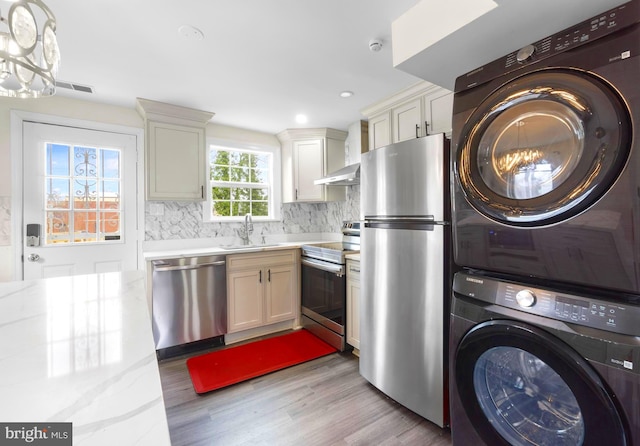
[295,189,298,200]
[268,269,271,282]
[350,267,360,273]
[425,120,430,136]
[415,124,419,138]
[259,270,262,283]
[201,185,204,199]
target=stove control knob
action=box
[516,44,536,63]
[516,289,536,308]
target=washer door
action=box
[455,320,628,446]
[456,69,631,226]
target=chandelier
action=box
[0,0,59,98]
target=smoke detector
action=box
[369,39,383,52]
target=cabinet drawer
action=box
[227,250,297,270]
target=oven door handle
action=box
[301,258,345,277]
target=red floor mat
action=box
[186,329,337,394]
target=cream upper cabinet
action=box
[392,97,422,143]
[227,250,299,333]
[277,128,348,203]
[136,98,214,201]
[293,139,325,201]
[346,258,360,350]
[362,82,453,149]
[368,112,392,150]
[424,91,454,136]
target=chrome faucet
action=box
[238,213,253,245]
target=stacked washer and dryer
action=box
[450,1,640,445]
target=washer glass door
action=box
[456,69,631,226]
[455,320,628,445]
[474,346,583,445]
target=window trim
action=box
[203,138,282,222]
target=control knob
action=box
[516,44,536,63]
[516,289,536,308]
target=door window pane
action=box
[46,178,70,209]
[46,144,70,176]
[101,149,120,179]
[46,211,70,244]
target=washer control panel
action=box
[453,272,640,336]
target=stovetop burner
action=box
[301,221,361,264]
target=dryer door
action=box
[455,320,628,446]
[456,69,631,226]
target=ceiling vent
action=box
[55,80,94,94]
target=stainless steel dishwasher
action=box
[151,255,227,352]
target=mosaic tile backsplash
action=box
[145,186,360,241]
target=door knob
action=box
[27,253,40,262]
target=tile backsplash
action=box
[145,186,360,241]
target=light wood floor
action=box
[158,342,452,446]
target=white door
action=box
[23,122,139,279]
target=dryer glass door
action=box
[456,69,631,226]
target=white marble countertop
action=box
[144,241,311,261]
[143,235,340,261]
[0,271,170,446]
[345,253,361,261]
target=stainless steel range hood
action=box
[314,163,360,186]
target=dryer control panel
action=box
[455,0,640,92]
[453,271,640,336]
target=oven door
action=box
[301,257,346,338]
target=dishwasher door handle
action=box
[153,260,226,272]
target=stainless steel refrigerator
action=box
[359,133,452,427]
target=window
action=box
[45,143,122,244]
[205,141,281,221]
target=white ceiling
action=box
[43,0,631,135]
[45,0,422,134]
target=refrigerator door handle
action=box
[365,217,449,225]
[364,217,449,230]
[365,215,436,223]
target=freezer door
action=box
[361,134,445,220]
[359,225,446,427]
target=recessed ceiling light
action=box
[340,91,354,98]
[178,25,204,41]
[295,114,308,124]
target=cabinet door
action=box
[392,97,422,143]
[265,264,296,324]
[346,261,360,349]
[423,91,453,136]
[369,112,391,150]
[294,139,325,201]
[147,121,205,201]
[228,268,264,332]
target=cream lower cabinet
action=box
[227,250,299,333]
[346,258,361,350]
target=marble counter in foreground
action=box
[0,271,170,446]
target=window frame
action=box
[204,138,281,222]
